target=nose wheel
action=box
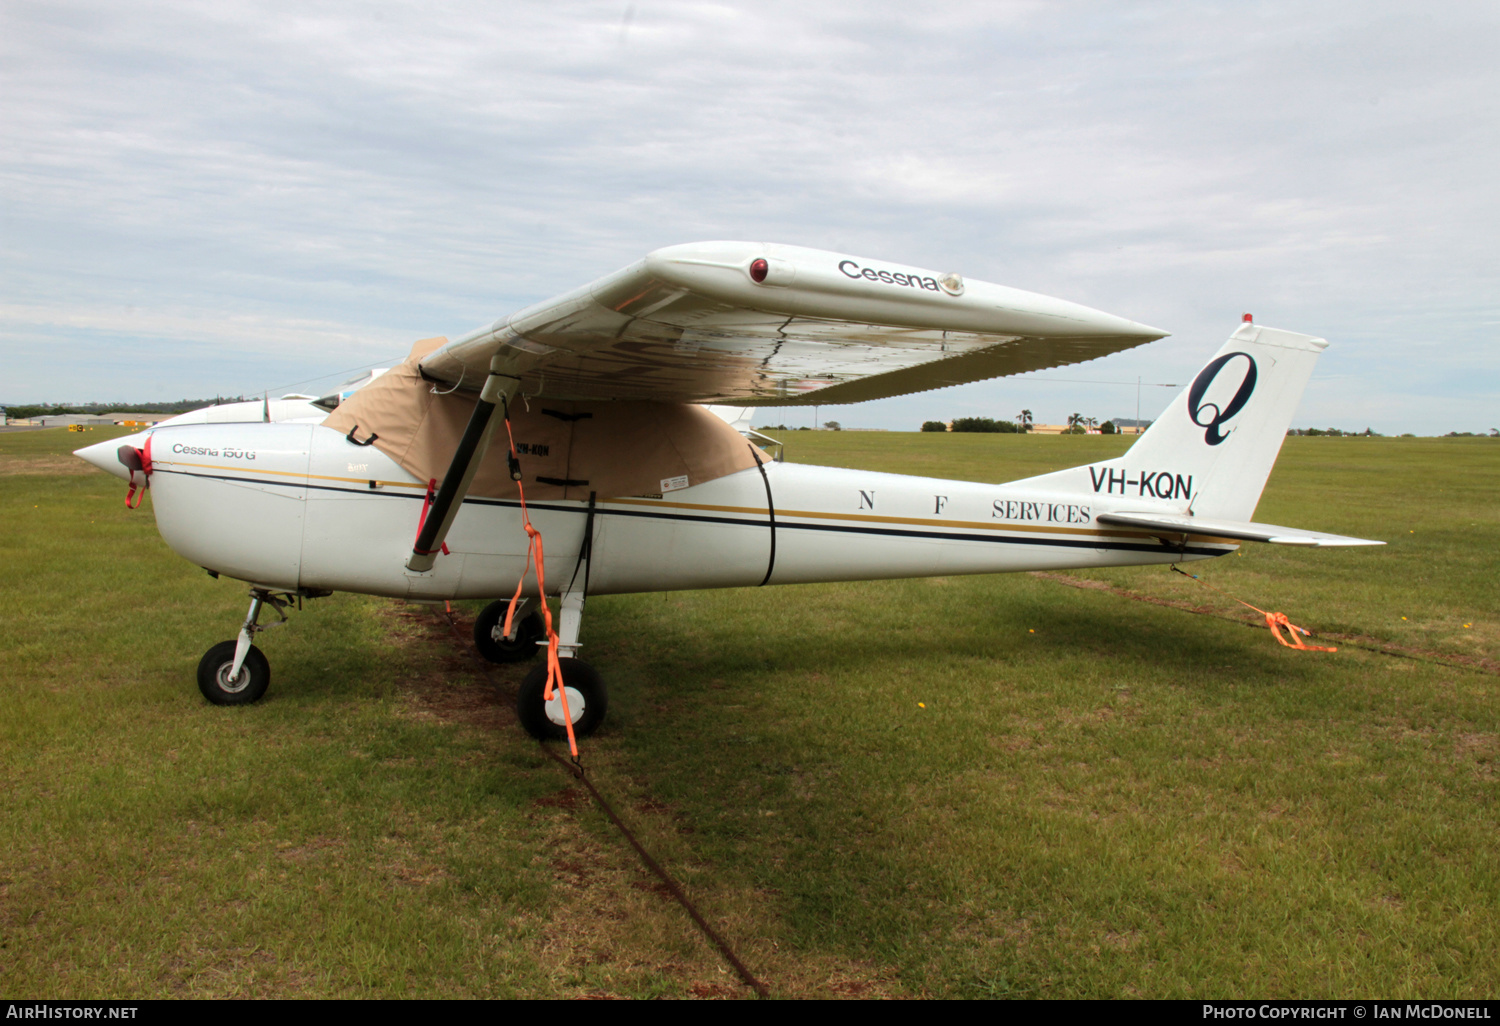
[197,589,294,705]
[197,640,270,705]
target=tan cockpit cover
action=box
[323,339,762,501]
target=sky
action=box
[3,1,1496,434]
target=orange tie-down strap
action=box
[1172,567,1337,653]
[499,413,578,758]
[1264,611,1338,653]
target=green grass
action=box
[2,427,1496,998]
[1,447,558,996]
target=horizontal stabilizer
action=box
[1095,511,1383,548]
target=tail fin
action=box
[1013,320,1326,521]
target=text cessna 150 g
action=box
[77,242,1381,743]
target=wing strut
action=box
[406,357,522,573]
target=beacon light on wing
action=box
[423,241,1168,407]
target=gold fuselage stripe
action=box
[159,459,420,490]
[158,460,1237,546]
[607,497,1236,544]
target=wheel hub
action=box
[215,662,250,693]
[544,685,585,726]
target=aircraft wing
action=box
[418,242,1166,406]
[1095,511,1384,547]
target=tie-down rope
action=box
[438,608,770,998]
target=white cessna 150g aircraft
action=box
[77,241,1380,742]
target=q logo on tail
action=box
[1187,352,1257,446]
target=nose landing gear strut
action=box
[196,589,294,705]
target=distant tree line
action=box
[1285,428,1499,438]
[1287,428,1383,437]
[951,417,1021,433]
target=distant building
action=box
[1025,422,1144,435]
[101,412,170,426]
[5,411,172,427]
[29,414,117,427]
[1030,423,1093,435]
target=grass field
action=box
[1,426,1496,998]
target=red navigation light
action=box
[749,258,768,283]
[1243,312,1253,323]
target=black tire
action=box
[197,640,270,706]
[473,602,545,664]
[517,659,607,741]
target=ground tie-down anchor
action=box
[1170,565,1338,653]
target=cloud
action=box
[2,0,1496,431]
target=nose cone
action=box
[75,432,148,482]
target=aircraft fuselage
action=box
[136,421,1229,600]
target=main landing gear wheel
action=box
[474,601,545,664]
[517,659,607,741]
[197,640,270,706]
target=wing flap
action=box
[1096,511,1384,547]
